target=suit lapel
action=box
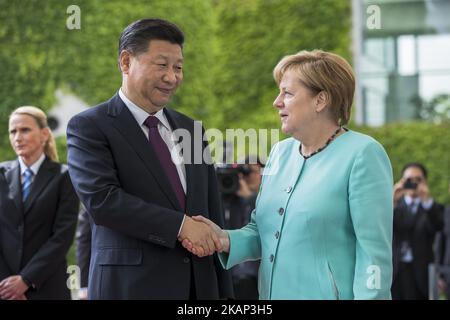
[4,160,23,214]
[23,158,57,214]
[108,94,182,211]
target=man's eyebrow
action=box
[154,54,184,63]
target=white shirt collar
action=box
[18,153,46,176]
[118,89,171,131]
[404,195,421,206]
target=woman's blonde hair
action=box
[273,49,355,125]
[10,106,59,162]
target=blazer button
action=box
[269,254,274,262]
[275,231,280,239]
[278,208,284,215]
[183,257,190,264]
[286,186,292,193]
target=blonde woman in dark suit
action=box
[0,106,79,300]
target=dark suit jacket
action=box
[442,206,450,267]
[393,197,444,296]
[435,207,450,285]
[0,158,79,299]
[66,93,233,299]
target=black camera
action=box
[403,178,418,190]
[216,164,252,195]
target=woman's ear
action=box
[315,91,329,113]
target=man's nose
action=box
[163,68,177,84]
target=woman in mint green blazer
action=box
[183,50,393,300]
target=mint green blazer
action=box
[219,130,393,299]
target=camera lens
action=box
[216,166,240,195]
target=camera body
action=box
[216,163,252,195]
[403,178,418,190]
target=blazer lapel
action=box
[4,160,23,214]
[23,158,57,214]
[108,94,182,211]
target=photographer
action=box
[434,180,450,299]
[392,163,444,299]
[216,157,263,299]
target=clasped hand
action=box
[0,275,29,300]
[178,215,229,257]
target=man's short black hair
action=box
[118,18,184,60]
[401,162,428,179]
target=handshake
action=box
[178,216,230,257]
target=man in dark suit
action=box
[392,162,444,299]
[434,182,450,299]
[0,106,79,300]
[67,18,233,299]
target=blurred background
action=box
[1,0,449,293]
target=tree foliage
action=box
[0,0,217,156]
[211,0,351,130]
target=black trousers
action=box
[392,262,427,300]
[189,261,196,300]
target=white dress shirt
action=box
[18,153,46,184]
[404,194,434,214]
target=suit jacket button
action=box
[275,231,280,239]
[286,186,292,193]
[278,208,284,215]
[183,257,190,264]
[269,254,274,262]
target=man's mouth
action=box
[157,87,173,95]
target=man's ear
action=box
[315,91,329,113]
[119,50,131,74]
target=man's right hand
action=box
[178,216,222,257]
[393,178,406,203]
[181,216,230,256]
